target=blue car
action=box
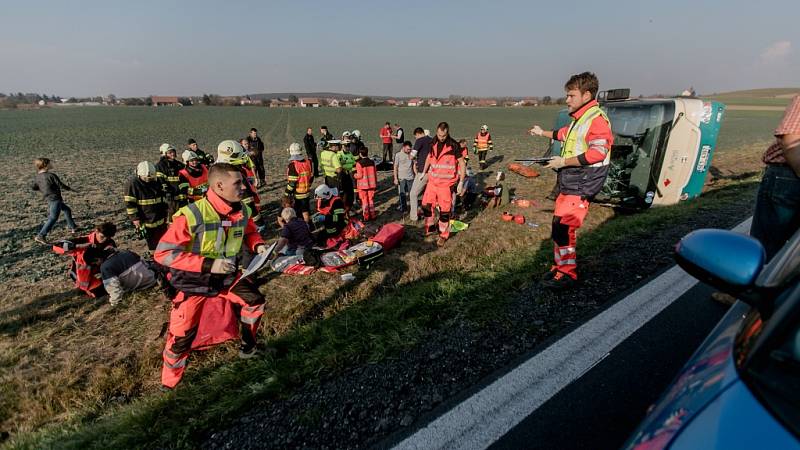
[623,227,800,449]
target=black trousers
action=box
[252,153,266,183]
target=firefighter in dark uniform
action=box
[124,161,169,251]
[156,143,187,219]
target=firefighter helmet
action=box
[314,184,334,200]
[159,143,176,156]
[216,140,246,164]
[182,150,198,163]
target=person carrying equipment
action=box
[124,161,169,250]
[354,147,378,221]
[313,184,349,248]
[319,139,343,189]
[156,143,187,218]
[528,72,613,289]
[52,222,118,298]
[421,122,466,247]
[155,163,272,389]
[178,151,209,203]
[217,140,266,231]
[473,124,494,170]
[284,143,314,223]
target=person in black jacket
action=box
[303,127,320,177]
[31,157,78,244]
[124,161,169,250]
[186,138,214,166]
[155,143,186,218]
[246,128,266,186]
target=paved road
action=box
[488,282,728,450]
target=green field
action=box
[707,87,798,107]
[0,105,783,448]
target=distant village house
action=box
[151,96,181,106]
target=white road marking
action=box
[393,218,752,450]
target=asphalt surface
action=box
[488,282,729,450]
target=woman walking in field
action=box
[31,157,78,244]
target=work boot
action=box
[541,268,558,281]
[436,236,447,247]
[238,344,261,359]
[541,271,577,290]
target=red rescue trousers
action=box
[551,194,590,280]
[161,278,265,388]
[358,189,376,221]
[421,183,454,240]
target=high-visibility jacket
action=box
[380,126,393,144]
[178,165,209,202]
[473,132,493,151]
[354,158,377,190]
[155,189,263,296]
[320,149,341,177]
[286,159,313,199]
[427,138,461,187]
[556,100,613,197]
[317,196,347,236]
[52,231,115,297]
[339,151,356,173]
[124,176,168,228]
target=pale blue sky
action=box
[1,0,797,98]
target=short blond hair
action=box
[281,207,296,222]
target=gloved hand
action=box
[544,156,566,170]
[210,258,237,274]
[529,125,544,137]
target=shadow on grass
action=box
[8,179,760,450]
[0,289,104,337]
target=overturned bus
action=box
[547,89,726,208]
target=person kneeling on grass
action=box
[274,207,314,257]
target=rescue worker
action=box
[313,184,348,248]
[178,150,209,203]
[52,221,118,298]
[353,147,377,221]
[186,138,214,166]
[319,125,334,147]
[337,138,357,214]
[319,139,343,189]
[473,124,493,170]
[155,143,187,218]
[284,142,314,223]
[124,161,168,250]
[529,72,613,289]
[350,130,366,155]
[217,140,266,231]
[421,122,466,247]
[155,162,272,389]
[380,122,394,162]
[239,138,260,188]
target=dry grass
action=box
[0,106,782,447]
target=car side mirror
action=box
[675,229,766,304]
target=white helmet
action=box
[159,143,176,156]
[480,124,489,132]
[423,129,431,136]
[136,161,157,177]
[288,142,303,157]
[182,150,198,163]
[342,130,352,138]
[351,129,361,139]
[315,184,335,200]
[326,139,342,149]
[216,139,246,164]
